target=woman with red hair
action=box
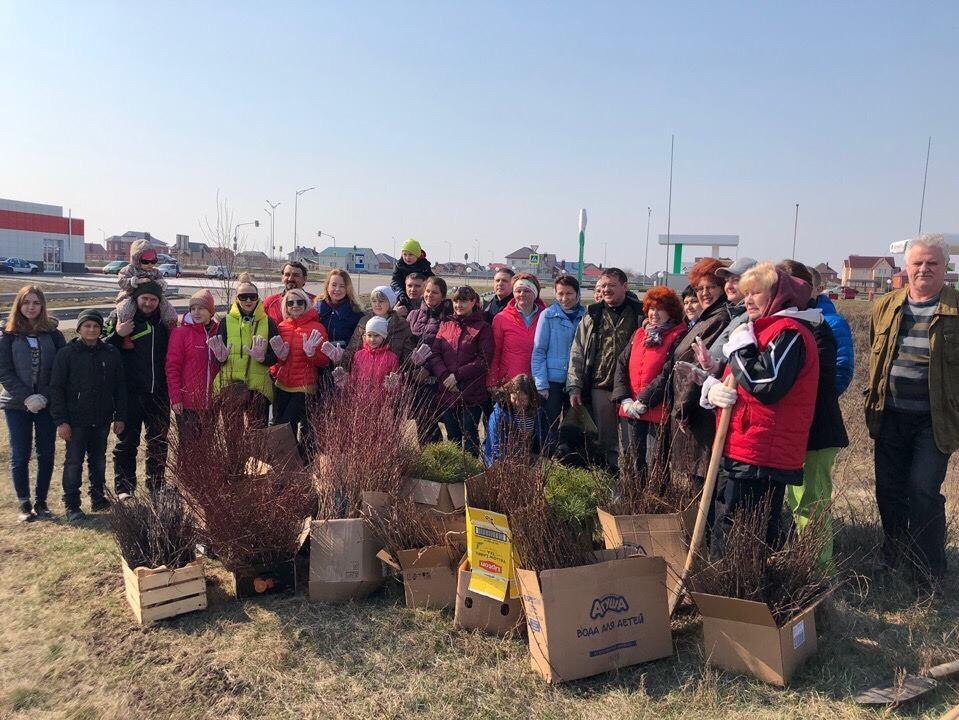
[612,286,687,474]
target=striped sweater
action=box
[887,295,938,413]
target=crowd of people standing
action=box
[1,234,954,585]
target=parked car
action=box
[839,287,859,300]
[102,260,126,274]
[3,258,39,274]
[205,265,232,279]
[157,253,176,265]
[158,262,181,278]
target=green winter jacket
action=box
[214,302,277,402]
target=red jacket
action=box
[427,309,494,408]
[722,315,819,471]
[487,298,546,387]
[271,307,329,392]
[166,314,220,410]
[351,344,399,386]
[617,324,686,423]
[263,290,317,325]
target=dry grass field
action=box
[0,300,956,720]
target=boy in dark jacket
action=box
[391,238,434,310]
[50,310,127,520]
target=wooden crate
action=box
[122,557,207,625]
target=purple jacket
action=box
[408,299,453,347]
[426,309,494,408]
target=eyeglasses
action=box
[237,293,259,302]
[695,284,719,295]
[285,299,307,308]
[141,258,157,265]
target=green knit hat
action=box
[401,238,422,257]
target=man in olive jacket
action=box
[865,234,958,582]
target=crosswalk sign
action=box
[529,253,540,266]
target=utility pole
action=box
[791,203,799,259]
[266,200,280,263]
[665,134,674,285]
[294,187,315,248]
[643,207,652,277]
[918,136,932,234]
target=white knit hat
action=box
[366,315,389,338]
[371,285,397,307]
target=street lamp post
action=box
[443,240,452,263]
[792,203,799,258]
[232,220,260,253]
[643,207,652,277]
[266,200,281,263]
[318,230,336,248]
[293,186,316,248]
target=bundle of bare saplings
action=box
[168,399,315,597]
[606,436,698,516]
[111,489,208,624]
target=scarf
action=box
[644,319,676,347]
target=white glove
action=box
[249,336,267,363]
[693,336,718,373]
[302,329,322,357]
[207,336,230,363]
[128,276,140,288]
[626,401,647,419]
[332,366,349,388]
[321,341,344,364]
[410,343,432,366]
[706,379,738,409]
[269,335,290,362]
[442,373,458,391]
[384,372,401,389]
[24,394,47,413]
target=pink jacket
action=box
[487,298,546,387]
[351,344,399,386]
[166,313,220,410]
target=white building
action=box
[0,198,86,273]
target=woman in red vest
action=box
[612,286,686,476]
[700,262,821,559]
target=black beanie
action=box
[76,309,104,331]
[133,280,164,300]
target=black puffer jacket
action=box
[104,310,169,396]
[391,254,434,306]
[50,338,127,427]
[806,314,849,451]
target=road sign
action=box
[353,252,365,270]
[529,253,540,266]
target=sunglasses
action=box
[141,258,157,265]
[285,299,307,308]
[237,293,259,302]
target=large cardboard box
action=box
[453,558,524,636]
[378,545,459,610]
[515,553,673,684]
[596,505,696,607]
[122,557,207,624]
[229,559,297,598]
[309,492,389,604]
[407,478,467,536]
[691,592,827,686]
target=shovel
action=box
[668,375,736,617]
[854,659,959,706]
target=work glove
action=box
[703,377,738,409]
[693,336,718,373]
[410,343,432,366]
[302,330,322,357]
[24,394,47,413]
[442,374,458,391]
[269,335,290,362]
[332,366,349,388]
[128,276,140,288]
[321,341,344,364]
[249,336,267,363]
[207,336,230,363]
[625,401,647,419]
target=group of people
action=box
[0,233,953,584]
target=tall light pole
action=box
[317,230,336,249]
[443,240,452,263]
[791,203,799,258]
[293,186,315,248]
[643,207,652,277]
[232,220,260,260]
[918,135,932,234]
[665,134,674,285]
[266,200,280,262]
[473,239,480,266]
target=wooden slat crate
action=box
[122,557,207,625]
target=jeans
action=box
[442,404,484,456]
[114,393,170,495]
[5,408,56,504]
[589,388,621,471]
[710,467,786,561]
[874,410,950,578]
[61,425,110,510]
[621,419,658,475]
[542,382,568,453]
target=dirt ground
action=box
[0,300,956,719]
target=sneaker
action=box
[116,492,132,502]
[90,498,111,513]
[65,508,86,522]
[33,501,54,520]
[17,501,35,523]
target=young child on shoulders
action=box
[115,240,179,347]
[391,238,434,311]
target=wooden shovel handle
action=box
[928,659,959,679]
[668,375,737,616]
[940,704,959,720]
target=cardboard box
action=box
[229,558,297,598]
[122,557,207,625]
[691,592,827,686]
[596,505,696,607]
[453,558,524,636]
[515,552,673,684]
[408,477,466,515]
[378,545,459,610]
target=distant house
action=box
[815,262,839,284]
[236,250,272,270]
[375,252,396,271]
[84,243,108,262]
[171,234,218,266]
[316,246,378,273]
[504,246,557,279]
[104,231,168,261]
[288,246,321,265]
[891,269,959,290]
[560,261,604,279]
[841,255,899,292]
[489,262,507,272]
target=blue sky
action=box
[2,1,957,273]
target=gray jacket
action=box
[0,330,66,411]
[708,303,749,363]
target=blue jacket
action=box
[530,302,586,391]
[483,403,547,466]
[816,294,854,395]
[315,299,365,347]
